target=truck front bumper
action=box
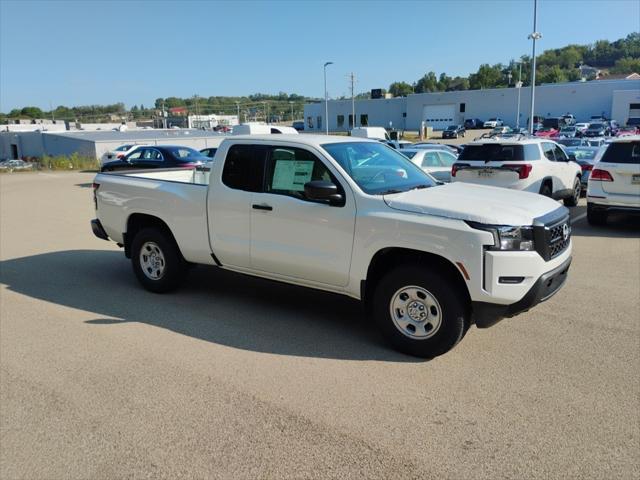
[91,218,109,241]
[472,256,572,328]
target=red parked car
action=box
[616,126,639,137]
[534,127,559,138]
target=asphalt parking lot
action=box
[1,171,639,479]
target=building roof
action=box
[596,73,640,80]
[43,129,229,143]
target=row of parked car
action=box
[0,159,34,172]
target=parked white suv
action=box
[587,135,640,225]
[483,118,504,128]
[451,138,582,206]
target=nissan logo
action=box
[562,223,570,241]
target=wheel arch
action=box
[124,213,182,259]
[363,247,471,310]
[539,176,553,193]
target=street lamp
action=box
[528,0,542,134]
[324,61,333,135]
[515,62,523,129]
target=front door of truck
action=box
[249,145,356,287]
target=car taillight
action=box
[92,182,100,209]
[502,164,533,179]
[590,169,614,181]
[116,154,124,159]
[451,163,470,177]
[581,164,593,172]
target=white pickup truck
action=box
[91,135,572,358]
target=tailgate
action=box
[599,141,640,195]
[601,163,640,195]
[454,162,521,188]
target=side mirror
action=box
[304,180,344,206]
[568,154,576,162]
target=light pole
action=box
[324,61,333,134]
[235,101,240,123]
[528,0,542,134]
[516,62,523,129]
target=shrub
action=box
[40,153,99,171]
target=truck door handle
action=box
[252,204,273,211]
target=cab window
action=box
[264,147,339,202]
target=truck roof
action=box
[225,134,377,147]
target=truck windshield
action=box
[322,142,436,194]
[459,144,539,161]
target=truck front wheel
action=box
[131,227,187,293]
[373,266,469,358]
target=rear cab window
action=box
[459,143,540,162]
[600,141,640,164]
[221,144,267,191]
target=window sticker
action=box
[272,160,314,191]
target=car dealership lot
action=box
[1,172,638,479]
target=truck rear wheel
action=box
[373,266,469,358]
[131,227,187,293]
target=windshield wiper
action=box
[379,184,432,195]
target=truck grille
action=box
[533,208,571,261]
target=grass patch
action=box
[39,154,99,171]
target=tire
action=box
[563,177,581,207]
[587,203,607,226]
[372,266,469,358]
[539,182,552,198]
[131,227,187,293]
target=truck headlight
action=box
[467,223,535,251]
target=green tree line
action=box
[387,33,640,97]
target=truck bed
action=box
[94,166,214,265]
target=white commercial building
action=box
[303,79,640,132]
[0,129,228,161]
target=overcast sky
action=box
[1,0,638,111]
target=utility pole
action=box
[289,101,294,122]
[162,100,167,129]
[528,0,542,134]
[194,94,200,117]
[236,101,240,123]
[324,61,333,134]
[348,72,356,130]
[516,62,523,129]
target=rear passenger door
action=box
[207,144,266,268]
[542,142,562,192]
[249,145,356,287]
[552,143,578,190]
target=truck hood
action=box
[383,183,563,225]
